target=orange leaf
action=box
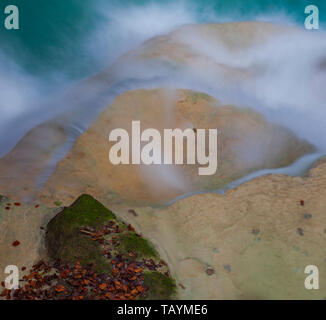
[99,283,107,290]
[131,289,138,295]
[137,286,144,292]
[12,241,20,247]
[55,285,65,293]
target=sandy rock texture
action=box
[0,123,66,202]
[38,88,312,206]
[110,157,326,300]
[0,196,59,288]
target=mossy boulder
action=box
[46,194,116,273]
[45,194,176,299]
[118,232,159,259]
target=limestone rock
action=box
[38,88,313,206]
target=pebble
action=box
[297,228,304,236]
[304,213,312,220]
[206,267,215,276]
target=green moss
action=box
[143,271,176,300]
[188,91,211,103]
[46,194,116,273]
[45,194,177,298]
[56,194,116,228]
[54,201,63,206]
[118,232,158,259]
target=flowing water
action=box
[1,0,326,194]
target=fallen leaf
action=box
[178,283,186,290]
[99,283,107,290]
[136,286,145,292]
[55,285,65,293]
[128,209,138,217]
[128,224,135,232]
[131,289,138,295]
[12,241,20,247]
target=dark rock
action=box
[206,267,215,276]
[297,228,304,236]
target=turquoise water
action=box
[1,0,98,78]
[1,0,325,79]
[0,0,326,157]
